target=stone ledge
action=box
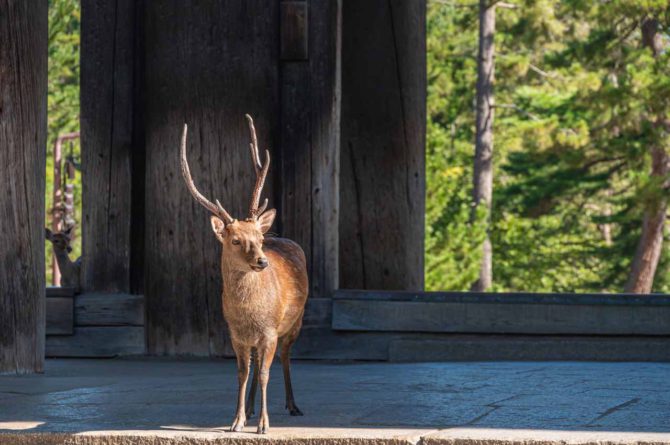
[2,428,670,445]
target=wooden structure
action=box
[4,1,669,371]
[0,1,47,374]
[41,0,423,360]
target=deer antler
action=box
[245,114,270,219]
[180,124,235,224]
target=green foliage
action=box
[46,0,81,284]
[426,0,670,292]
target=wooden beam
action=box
[81,0,136,292]
[279,0,341,298]
[46,327,145,358]
[332,291,670,335]
[339,0,426,291]
[0,0,47,374]
[75,293,144,326]
[46,297,74,336]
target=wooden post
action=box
[279,0,341,299]
[143,1,280,355]
[81,0,136,293]
[0,0,47,374]
[339,0,426,291]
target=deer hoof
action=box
[257,416,269,434]
[229,416,246,432]
[288,406,303,416]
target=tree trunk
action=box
[0,0,47,374]
[625,18,668,294]
[471,0,495,292]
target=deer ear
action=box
[63,226,73,235]
[257,209,276,234]
[45,228,53,241]
[210,216,226,242]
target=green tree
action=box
[426,0,670,293]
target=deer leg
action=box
[230,344,251,432]
[245,348,259,418]
[256,337,278,434]
[281,325,303,416]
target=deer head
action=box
[45,226,74,254]
[180,115,276,272]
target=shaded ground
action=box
[1,359,669,443]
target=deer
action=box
[45,226,81,289]
[179,115,309,434]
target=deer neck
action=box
[220,254,267,301]
[54,248,74,268]
[53,248,78,279]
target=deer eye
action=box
[231,238,240,245]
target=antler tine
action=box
[246,114,262,171]
[245,115,271,219]
[256,198,269,216]
[180,123,234,224]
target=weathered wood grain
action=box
[0,0,47,374]
[143,1,279,355]
[302,298,332,327]
[46,286,78,298]
[339,0,426,291]
[75,293,144,326]
[81,0,137,292]
[332,298,670,335]
[46,327,145,358]
[293,329,670,362]
[388,337,670,362]
[280,0,341,299]
[46,298,74,336]
[281,1,309,61]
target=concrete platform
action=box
[1,359,669,444]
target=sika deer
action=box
[180,115,308,434]
[45,226,81,289]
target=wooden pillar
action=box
[0,0,47,374]
[339,0,426,291]
[279,0,341,299]
[81,0,137,293]
[143,1,280,355]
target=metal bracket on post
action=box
[280,1,309,61]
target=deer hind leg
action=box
[245,348,259,418]
[256,337,278,434]
[230,344,251,432]
[281,321,304,416]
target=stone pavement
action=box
[1,359,669,444]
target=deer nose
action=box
[256,257,269,269]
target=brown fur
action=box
[211,214,309,434]
[45,227,81,289]
[180,117,308,434]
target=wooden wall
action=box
[339,0,426,291]
[279,0,341,300]
[142,1,280,355]
[141,0,340,355]
[77,0,424,357]
[0,0,47,373]
[81,0,138,293]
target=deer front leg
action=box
[246,348,259,418]
[256,337,278,434]
[230,345,251,432]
